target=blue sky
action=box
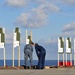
[0,0,75,60]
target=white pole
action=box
[12,31,14,67]
[74,38,75,66]
[4,28,6,67]
[30,31,32,40]
[4,47,6,67]
[66,53,67,66]
[63,53,64,66]
[26,30,28,44]
[58,53,59,66]
[18,45,20,67]
[70,53,72,66]
[0,33,1,43]
[18,29,20,67]
[74,54,75,66]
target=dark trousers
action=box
[38,52,46,69]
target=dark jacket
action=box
[35,45,46,57]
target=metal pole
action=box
[74,54,75,66]
[12,31,14,67]
[26,30,28,44]
[66,53,67,66]
[70,53,72,66]
[0,34,1,43]
[30,31,32,40]
[74,38,75,66]
[4,47,6,67]
[63,53,64,66]
[18,45,20,67]
[58,53,59,66]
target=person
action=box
[24,42,34,69]
[35,43,46,69]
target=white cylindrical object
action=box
[4,47,6,67]
[58,54,59,66]
[70,54,72,66]
[18,46,20,67]
[74,54,75,66]
[74,38,75,53]
[12,31,14,67]
[0,34,1,43]
[74,38,75,66]
[26,30,28,44]
[63,53,64,66]
[30,31,32,40]
[66,54,67,66]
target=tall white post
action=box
[0,28,6,67]
[0,34,1,42]
[12,31,14,67]
[30,31,32,40]
[63,53,64,66]
[26,30,28,44]
[74,38,75,66]
[18,46,20,67]
[58,53,59,66]
[4,47,6,67]
[66,37,72,66]
[66,53,67,66]
[74,54,75,66]
[70,54,72,66]
[58,37,64,67]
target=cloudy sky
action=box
[0,0,75,60]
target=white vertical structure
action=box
[30,31,32,40]
[58,37,64,66]
[0,28,6,67]
[12,27,20,67]
[74,38,75,66]
[26,30,32,44]
[26,30,29,44]
[66,37,72,66]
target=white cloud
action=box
[62,22,75,32]
[15,11,47,28]
[15,2,60,28]
[60,31,75,37]
[33,0,60,12]
[5,0,28,7]
[58,22,75,37]
[34,3,60,12]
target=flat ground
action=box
[0,68,75,75]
